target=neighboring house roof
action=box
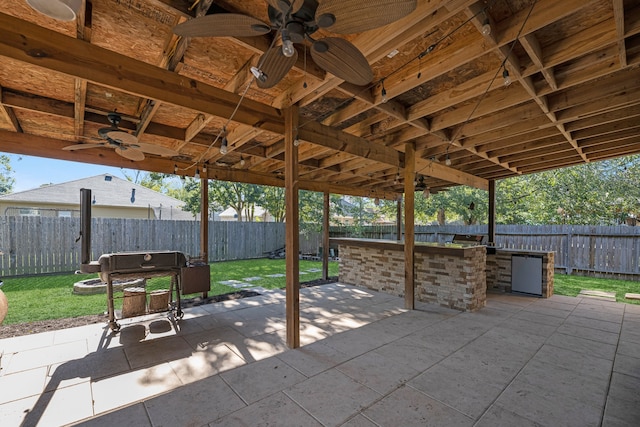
[218,206,269,220]
[0,174,193,220]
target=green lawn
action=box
[553,273,640,304]
[0,259,339,325]
[2,261,638,325]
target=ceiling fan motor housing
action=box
[107,112,121,127]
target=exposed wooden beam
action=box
[404,141,415,310]
[0,87,22,132]
[285,104,300,349]
[520,33,558,90]
[0,129,397,199]
[0,12,285,131]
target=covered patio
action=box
[1,284,639,426]
[1,1,640,425]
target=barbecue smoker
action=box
[78,188,208,332]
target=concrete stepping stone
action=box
[265,274,285,278]
[624,293,640,300]
[579,290,616,302]
[219,280,253,289]
[243,277,263,282]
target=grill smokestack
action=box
[79,188,100,273]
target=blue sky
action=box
[4,153,137,193]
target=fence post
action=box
[565,226,572,274]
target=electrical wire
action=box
[177,19,285,175]
[297,0,497,131]
[418,0,538,176]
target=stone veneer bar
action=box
[332,238,487,312]
[333,238,554,312]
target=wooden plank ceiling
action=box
[0,0,639,199]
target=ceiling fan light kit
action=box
[26,0,82,21]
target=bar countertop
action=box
[330,237,485,256]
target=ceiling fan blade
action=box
[265,0,304,14]
[63,143,105,151]
[135,142,179,157]
[316,0,417,34]
[311,38,373,86]
[115,146,145,161]
[102,130,138,145]
[173,14,271,38]
[256,48,298,89]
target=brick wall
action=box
[338,245,405,297]
[415,246,487,311]
[338,243,487,311]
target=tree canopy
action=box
[121,155,640,226]
[0,155,15,195]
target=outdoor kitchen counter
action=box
[331,238,487,311]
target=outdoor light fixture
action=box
[423,187,430,198]
[281,29,296,57]
[202,163,207,173]
[27,0,81,21]
[381,80,388,103]
[194,168,200,179]
[394,171,400,185]
[250,66,268,83]
[503,68,512,87]
[445,154,452,166]
[220,128,229,155]
[374,197,380,206]
[240,156,246,166]
[481,19,491,36]
[173,164,178,174]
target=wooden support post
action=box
[322,191,330,280]
[488,179,496,244]
[404,142,415,310]
[396,196,402,241]
[285,104,300,349]
[200,177,209,298]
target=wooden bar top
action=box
[330,238,484,256]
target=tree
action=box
[209,181,261,222]
[122,170,173,193]
[261,186,285,222]
[0,155,15,195]
[494,155,640,225]
[179,178,203,216]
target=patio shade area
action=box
[0,283,638,426]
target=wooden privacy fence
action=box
[1,217,639,279]
[0,217,287,277]
[330,224,640,279]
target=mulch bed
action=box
[0,277,337,339]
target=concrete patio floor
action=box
[0,283,639,426]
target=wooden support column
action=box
[285,105,300,349]
[200,177,209,298]
[396,196,402,241]
[322,191,330,280]
[488,180,496,244]
[404,142,415,310]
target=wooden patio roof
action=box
[0,0,639,199]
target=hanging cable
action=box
[436,0,537,172]
[297,1,495,131]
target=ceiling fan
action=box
[173,0,417,89]
[63,112,178,161]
